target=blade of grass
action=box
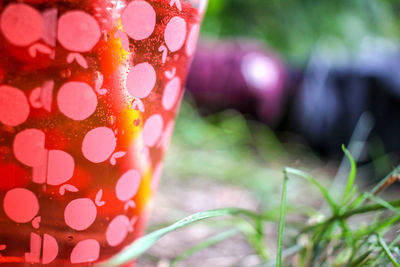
[169,229,240,267]
[285,167,338,213]
[369,214,400,235]
[348,165,400,211]
[97,208,264,267]
[378,235,400,267]
[276,170,288,267]
[371,165,400,195]
[372,234,400,266]
[347,249,373,267]
[301,199,400,234]
[363,192,400,213]
[341,145,357,205]
[245,217,270,260]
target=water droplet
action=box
[114,129,119,135]
[107,115,116,126]
[133,119,140,126]
[102,31,110,42]
[60,69,71,78]
[93,71,101,81]
[129,43,135,52]
[106,2,115,9]
[67,236,74,242]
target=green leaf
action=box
[276,170,289,267]
[341,145,357,205]
[347,250,373,267]
[364,192,400,213]
[285,167,338,213]
[378,235,400,267]
[97,208,264,267]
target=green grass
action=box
[97,103,400,266]
[99,148,400,267]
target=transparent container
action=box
[0,0,206,265]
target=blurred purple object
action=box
[186,40,287,126]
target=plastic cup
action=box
[0,0,206,265]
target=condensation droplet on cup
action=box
[106,2,115,10]
[93,71,101,81]
[102,31,110,42]
[107,115,116,126]
[60,69,71,79]
[133,119,140,126]
[129,43,135,53]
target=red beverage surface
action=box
[0,0,203,265]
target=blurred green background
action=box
[201,0,400,63]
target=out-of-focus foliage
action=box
[202,0,400,62]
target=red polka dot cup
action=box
[0,0,206,265]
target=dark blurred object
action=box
[186,40,287,127]
[292,49,400,156]
[186,40,400,157]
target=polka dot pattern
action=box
[3,188,39,223]
[165,16,187,52]
[64,198,97,231]
[126,62,157,99]
[57,82,98,121]
[122,1,156,41]
[13,129,46,167]
[143,114,164,147]
[115,170,141,202]
[0,0,204,264]
[0,85,30,126]
[57,11,101,52]
[70,239,100,264]
[0,3,43,46]
[106,215,131,247]
[82,127,116,163]
[162,77,181,110]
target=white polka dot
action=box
[0,85,30,126]
[13,129,46,167]
[186,24,200,56]
[57,82,98,121]
[126,62,156,98]
[82,127,116,163]
[143,115,163,147]
[0,3,43,46]
[162,77,181,110]
[3,188,39,223]
[42,234,59,264]
[70,239,100,264]
[115,170,141,202]
[121,1,156,41]
[64,198,97,231]
[57,11,101,52]
[106,215,130,247]
[165,16,187,52]
[47,150,75,186]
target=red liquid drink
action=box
[0,0,206,265]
